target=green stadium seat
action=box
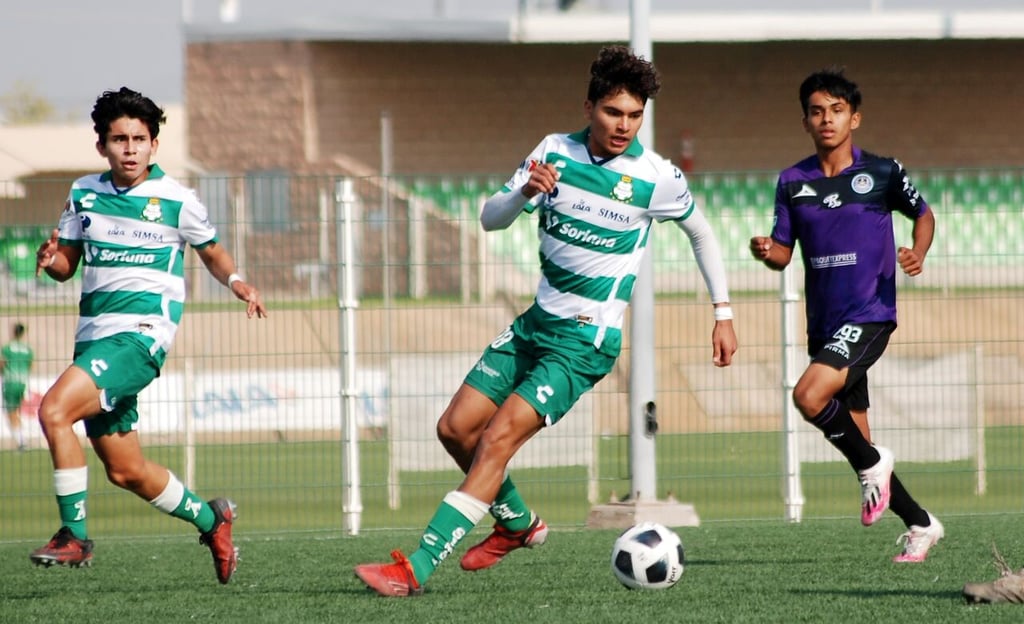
[405,168,1024,276]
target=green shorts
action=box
[464,304,617,426]
[2,382,26,413]
[73,333,162,438]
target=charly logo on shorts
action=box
[851,173,874,194]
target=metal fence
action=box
[0,168,1021,540]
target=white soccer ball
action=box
[610,521,685,590]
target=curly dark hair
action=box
[91,87,166,143]
[799,66,862,116]
[587,45,661,104]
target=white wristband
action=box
[227,273,243,287]
[713,306,733,321]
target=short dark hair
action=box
[91,87,166,143]
[12,323,25,339]
[587,45,661,104]
[799,67,862,116]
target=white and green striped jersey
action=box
[497,129,710,351]
[56,164,218,360]
[1,340,33,385]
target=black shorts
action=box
[808,321,895,412]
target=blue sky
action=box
[0,0,1018,120]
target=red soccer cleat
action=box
[460,515,548,571]
[199,498,238,584]
[30,527,94,568]
[354,550,423,597]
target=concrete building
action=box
[177,7,1024,297]
[183,8,1024,177]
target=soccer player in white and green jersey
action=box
[1,322,33,450]
[356,45,737,597]
[31,87,267,583]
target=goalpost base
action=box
[585,496,700,529]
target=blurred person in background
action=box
[31,87,266,583]
[1,321,34,451]
[750,67,940,563]
[355,44,737,597]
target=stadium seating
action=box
[404,168,1024,279]
[2,169,1020,288]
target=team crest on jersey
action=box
[851,173,874,194]
[141,198,163,222]
[611,176,634,203]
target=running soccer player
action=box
[31,87,267,582]
[1,322,34,451]
[355,45,738,597]
[750,67,942,562]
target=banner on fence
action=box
[798,352,975,463]
[2,368,390,447]
[682,351,977,463]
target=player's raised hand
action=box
[897,246,924,276]
[522,163,559,199]
[35,229,59,276]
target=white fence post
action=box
[337,178,363,535]
[781,268,805,522]
[973,343,987,495]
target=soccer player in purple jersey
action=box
[750,67,942,563]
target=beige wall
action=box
[187,38,1024,177]
[187,40,313,173]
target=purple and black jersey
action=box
[770,146,930,341]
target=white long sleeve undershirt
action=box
[480,188,532,232]
[673,208,731,305]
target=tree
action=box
[0,80,57,125]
